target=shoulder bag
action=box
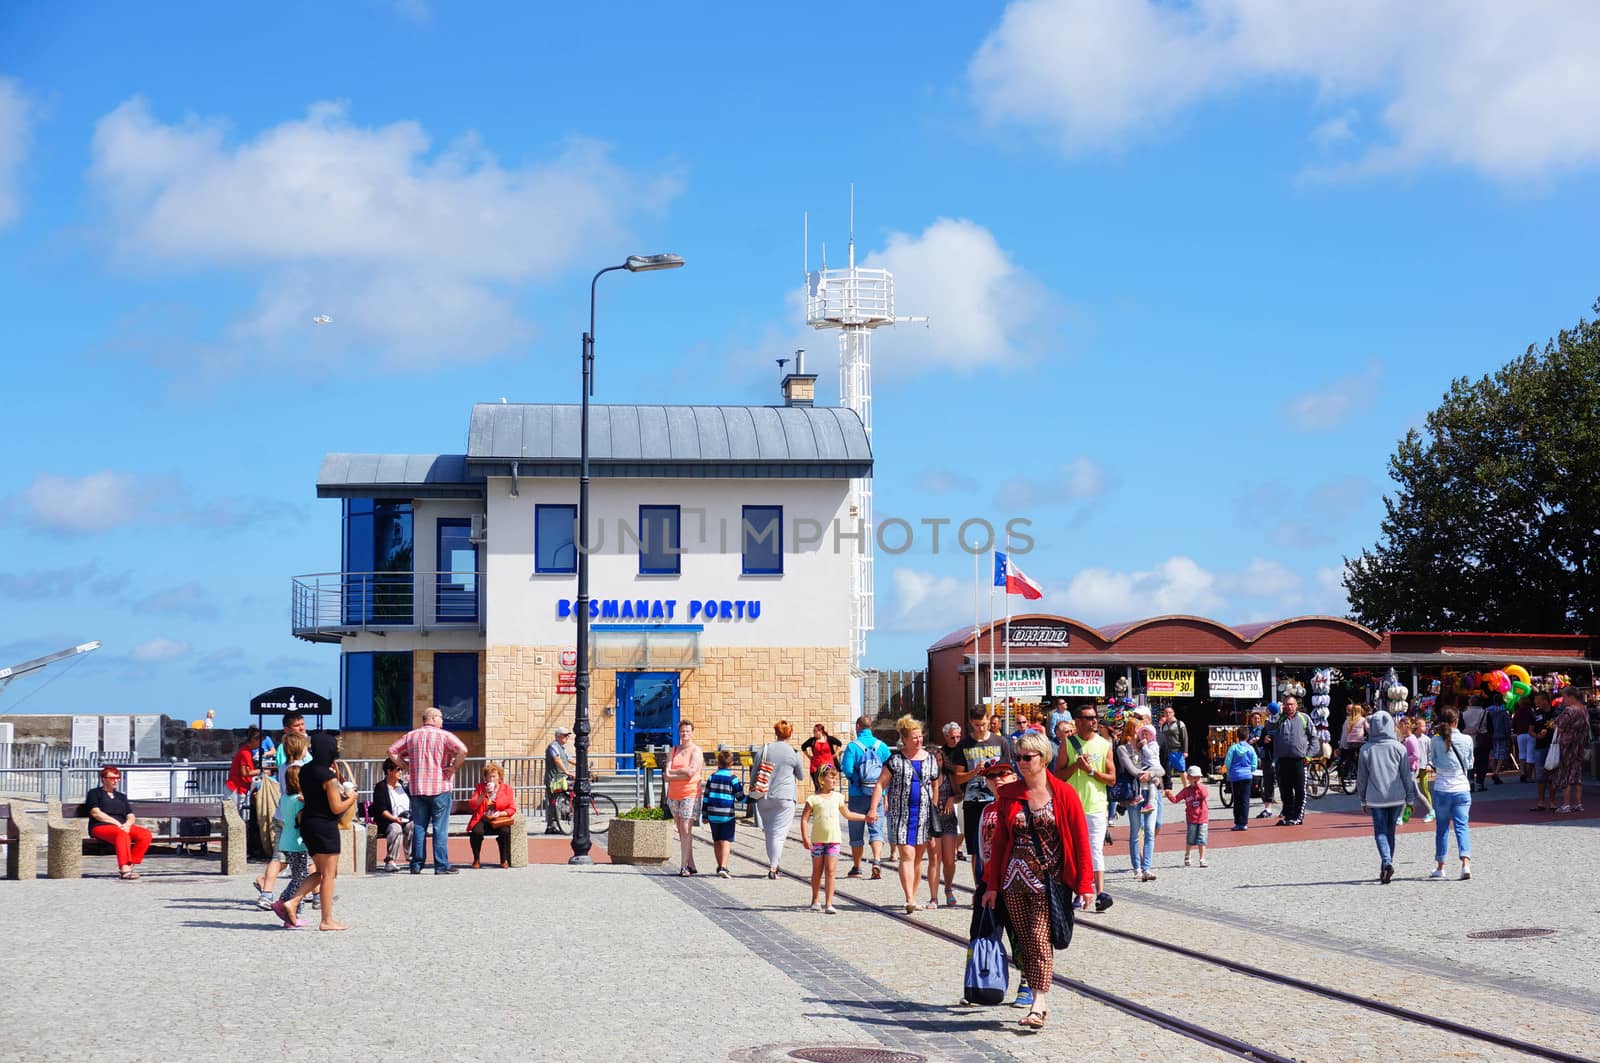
[1543,738,1561,772]
[750,742,775,799]
[1022,798,1074,950]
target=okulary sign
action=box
[1051,668,1105,697]
[1208,668,1263,698]
[992,668,1047,697]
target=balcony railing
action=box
[291,571,481,642]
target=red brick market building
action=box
[926,614,1597,768]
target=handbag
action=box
[333,760,358,829]
[487,810,516,830]
[751,743,775,799]
[1022,799,1075,950]
[963,903,1010,1006]
[1544,741,1561,772]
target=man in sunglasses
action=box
[1053,705,1115,912]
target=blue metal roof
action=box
[465,404,872,478]
[316,454,483,499]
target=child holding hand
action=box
[800,764,867,913]
[1165,765,1211,867]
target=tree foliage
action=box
[1344,299,1600,634]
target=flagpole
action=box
[987,552,996,715]
[972,547,981,715]
[1003,530,1012,732]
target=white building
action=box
[292,371,871,764]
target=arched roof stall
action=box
[926,615,1109,733]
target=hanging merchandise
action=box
[1381,667,1409,714]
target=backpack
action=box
[851,737,884,789]
[963,904,1010,1006]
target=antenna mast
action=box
[803,189,927,675]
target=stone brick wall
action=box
[336,649,489,762]
[483,645,853,769]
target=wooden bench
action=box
[1,802,40,881]
[364,798,526,872]
[46,800,249,879]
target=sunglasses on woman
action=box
[1016,752,1043,762]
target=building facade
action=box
[295,391,869,765]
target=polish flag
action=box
[993,551,1043,600]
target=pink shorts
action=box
[811,842,840,858]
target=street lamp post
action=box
[571,253,684,865]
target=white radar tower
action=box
[804,190,926,672]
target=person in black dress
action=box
[273,732,354,931]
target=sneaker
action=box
[717,867,730,879]
[1380,864,1394,885]
[1143,870,1157,881]
[381,861,397,874]
[808,902,823,912]
[1198,859,1208,868]
[1491,775,1503,786]
[1230,825,1246,832]
[255,890,274,911]
[1095,892,1114,913]
[435,867,460,875]
[1422,812,1436,822]
[846,866,862,878]
[824,905,839,915]
[1256,809,1275,819]
[1011,984,1034,1009]
[1183,858,1191,867]
[1460,867,1471,880]
[1429,868,1446,879]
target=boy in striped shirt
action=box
[704,749,747,878]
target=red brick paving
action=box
[409,835,611,867]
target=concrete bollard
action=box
[47,819,86,879]
[508,810,529,869]
[220,802,248,876]
[338,822,366,876]
[4,812,37,881]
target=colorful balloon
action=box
[1504,664,1531,685]
[1486,670,1511,694]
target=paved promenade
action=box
[1,778,1595,1062]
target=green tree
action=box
[1345,299,1600,634]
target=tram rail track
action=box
[701,827,1595,1063]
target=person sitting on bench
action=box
[468,763,517,869]
[86,765,153,880]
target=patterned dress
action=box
[884,751,940,846]
[1002,797,1061,993]
[1553,706,1591,790]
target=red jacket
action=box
[982,775,1095,898]
[226,747,255,795]
[468,781,517,829]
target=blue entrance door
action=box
[615,672,679,772]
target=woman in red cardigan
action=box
[467,763,518,869]
[980,732,1094,1029]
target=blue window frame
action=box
[742,505,783,575]
[342,499,414,624]
[638,504,681,575]
[435,518,478,623]
[433,652,479,730]
[340,651,413,730]
[535,504,577,574]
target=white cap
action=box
[1186,765,1202,777]
[1132,705,1151,718]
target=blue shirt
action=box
[838,730,890,797]
[1223,741,1258,782]
[703,768,746,823]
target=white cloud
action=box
[995,456,1110,508]
[970,0,1600,182]
[1055,556,1225,620]
[0,77,31,228]
[861,218,1058,371]
[1314,565,1352,614]
[1282,366,1382,430]
[132,583,221,620]
[89,98,678,371]
[389,0,430,24]
[884,567,974,633]
[130,637,191,663]
[5,470,298,535]
[918,468,978,495]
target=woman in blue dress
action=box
[867,714,941,913]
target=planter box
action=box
[606,818,672,865]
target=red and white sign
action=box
[559,648,578,668]
[557,672,577,695]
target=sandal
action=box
[945,891,958,907]
[1021,1008,1048,1028]
[118,869,135,881]
[904,903,917,914]
[677,868,692,877]
[1530,805,1547,811]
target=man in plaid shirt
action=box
[388,707,468,875]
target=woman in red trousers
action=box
[86,765,153,880]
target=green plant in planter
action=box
[617,806,669,821]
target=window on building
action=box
[341,651,413,730]
[638,504,681,575]
[742,505,782,575]
[433,652,479,730]
[535,504,577,574]
[342,499,414,624]
[435,518,478,623]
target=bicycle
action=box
[546,779,618,836]
[1306,755,1331,799]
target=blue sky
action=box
[3,1,1598,724]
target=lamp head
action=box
[624,253,685,272]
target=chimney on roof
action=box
[781,348,817,407]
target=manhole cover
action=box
[788,1049,927,1063]
[1466,928,1555,940]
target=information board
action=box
[101,716,132,755]
[1208,667,1264,698]
[1144,668,1195,697]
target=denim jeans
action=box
[847,791,886,848]
[1369,805,1402,865]
[410,792,453,871]
[1432,788,1471,862]
[1230,778,1252,827]
[1126,805,1156,871]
